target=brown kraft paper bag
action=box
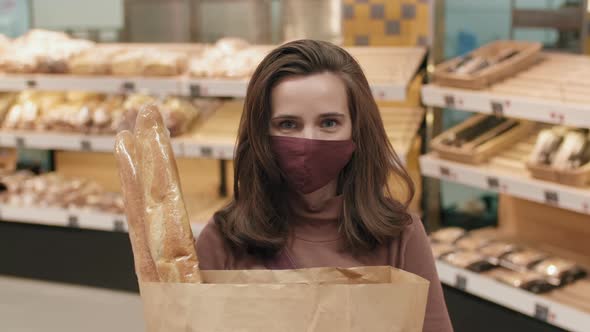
[139,266,429,332]
[115,105,430,332]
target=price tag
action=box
[491,101,504,116]
[121,81,136,93]
[67,215,80,228]
[439,166,453,178]
[113,219,126,232]
[455,274,467,291]
[544,191,559,205]
[190,84,202,97]
[534,303,550,322]
[443,95,455,108]
[200,146,213,157]
[486,177,499,190]
[15,137,26,149]
[26,79,37,88]
[80,139,92,151]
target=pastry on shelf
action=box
[111,49,147,76]
[527,127,590,186]
[112,48,188,76]
[143,50,188,76]
[68,47,122,75]
[1,29,93,74]
[160,97,201,137]
[0,172,124,214]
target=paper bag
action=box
[140,266,429,332]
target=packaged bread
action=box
[430,227,466,244]
[115,104,201,282]
[455,236,492,250]
[478,241,518,264]
[492,269,554,294]
[430,242,456,259]
[532,258,587,286]
[501,248,548,270]
[442,251,495,272]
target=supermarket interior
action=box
[1,0,590,331]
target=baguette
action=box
[133,103,201,283]
[115,131,159,282]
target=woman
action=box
[197,39,453,331]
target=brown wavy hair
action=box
[214,39,414,258]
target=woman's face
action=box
[270,72,352,140]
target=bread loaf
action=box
[116,103,201,283]
[115,131,160,282]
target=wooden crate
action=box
[433,40,542,90]
[432,114,535,164]
[527,161,590,187]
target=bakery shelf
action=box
[422,53,590,128]
[436,260,590,332]
[0,204,209,236]
[0,46,426,101]
[420,134,590,215]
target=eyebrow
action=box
[272,112,345,120]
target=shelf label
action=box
[190,84,202,97]
[67,215,80,228]
[200,146,213,157]
[455,274,467,291]
[113,219,126,232]
[490,101,504,116]
[439,166,457,180]
[15,136,26,149]
[443,95,455,108]
[534,303,550,322]
[121,81,136,93]
[486,176,499,190]
[26,79,37,88]
[80,139,92,151]
[544,191,559,205]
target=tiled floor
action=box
[0,275,144,332]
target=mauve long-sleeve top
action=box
[196,194,453,332]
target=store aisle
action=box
[0,275,144,332]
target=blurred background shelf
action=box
[421,151,590,216]
[422,53,590,128]
[436,260,590,332]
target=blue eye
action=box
[279,120,297,130]
[321,119,338,128]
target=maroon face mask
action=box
[270,136,356,194]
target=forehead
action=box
[271,72,349,116]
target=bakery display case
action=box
[423,34,590,331]
[0,29,426,235]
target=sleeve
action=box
[398,217,454,332]
[195,218,231,270]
